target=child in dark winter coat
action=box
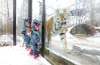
[22,27,31,49]
[30,31,40,58]
[29,21,41,58]
[22,19,32,49]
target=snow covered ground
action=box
[48,32,100,65]
[0,46,51,65]
[0,34,51,65]
[50,31,100,50]
[0,34,24,46]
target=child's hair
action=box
[32,21,40,32]
[24,18,31,27]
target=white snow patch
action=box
[0,34,24,46]
[0,46,51,65]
